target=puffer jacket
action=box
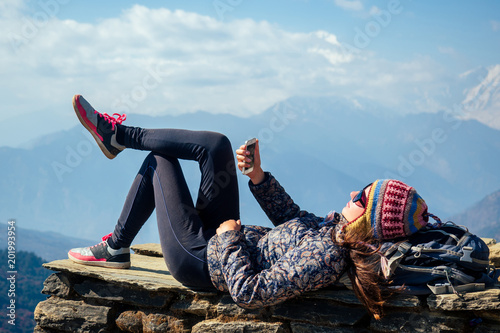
[207,172,348,309]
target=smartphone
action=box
[242,138,257,175]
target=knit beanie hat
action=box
[341,179,429,240]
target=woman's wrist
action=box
[250,168,266,185]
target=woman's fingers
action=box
[236,153,251,162]
[235,144,254,170]
[216,219,242,235]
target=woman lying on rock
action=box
[68,95,432,319]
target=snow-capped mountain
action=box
[460,65,500,130]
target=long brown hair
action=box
[338,226,393,320]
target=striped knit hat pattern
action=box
[341,179,429,240]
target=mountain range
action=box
[451,189,500,241]
[0,221,96,262]
[1,95,500,245]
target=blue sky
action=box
[1,0,499,147]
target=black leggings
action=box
[109,126,240,289]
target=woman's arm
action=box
[236,140,307,226]
[216,230,346,309]
[249,173,302,226]
[236,139,325,226]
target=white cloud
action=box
[0,0,25,18]
[333,0,364,11]
[0,2,457,140]
[0,4,359,120]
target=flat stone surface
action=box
[216,295,262,318]
[474,323,500,333]
[43,253,216,295]
[142,312,187,333]
[370,311,467,333]
[272,299,367,326]
[290,322,360,333]
[73,279,174,308]
[34,325,61,333]
[37,241,500,333]
[41,273,72,298]
[131,243,164,257]
[35,297,111,332]
[474,309,500,323]
[427,288,500,311]
[192,320,286,333]
[115,311,144,333]
[302,289,420,308]
[302,288,362,305]
[116,311,188,333]
[171,297,213,317]
[384,293,421,308]
[489,243,500,267]
[483,238,497,246]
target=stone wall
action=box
[34,243,500,333]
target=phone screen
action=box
[242,138,256,174]
[247,142,255,169]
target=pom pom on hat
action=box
[341,179,429,240]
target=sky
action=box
[1,0,499,147]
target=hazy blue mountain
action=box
[450,190,500,240]
[1,96,500,245]
[0,222,95,262]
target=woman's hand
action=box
[216,219,242,235]
[236,139,265,184]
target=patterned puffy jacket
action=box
[207,172,348,309]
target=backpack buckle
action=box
[414,246,423,258]
[461,246,473,262]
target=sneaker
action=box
[72,94,126,159]
[68,233,131,269]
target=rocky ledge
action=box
[34,242,500,333]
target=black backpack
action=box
[380,222,499,295]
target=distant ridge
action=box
[1,96,500,241]
[0,222,94,262]
[450,190,500,240]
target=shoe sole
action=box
[72,95,117,160]
[68,252,131,269]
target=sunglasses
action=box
[352,183,372,208]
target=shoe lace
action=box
[102,232,113,242]
[90,232,113,249]
[96,111,127,131]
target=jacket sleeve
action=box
[217,229,346,309]
[249,172,319,227]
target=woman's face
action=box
[342,184,372,222]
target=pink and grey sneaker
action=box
[68,233,131,269]
[72,94,126,159]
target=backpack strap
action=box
[384,241,412,278]
[428,282,485,295]
[419,228,460,243]
[459,246,490,265]
[427,266,484,296]
[410,246,491,266]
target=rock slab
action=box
[34,243,500,332]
